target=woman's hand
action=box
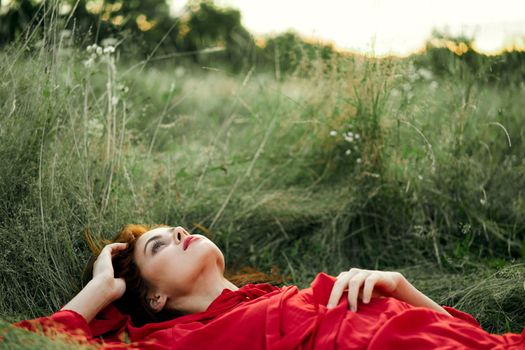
[91,242,128,302]
[326,268,404,312]
[61,242,128,323]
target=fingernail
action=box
[351,306,356,312]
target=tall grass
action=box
[1,9,524,346]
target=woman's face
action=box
[134,226,224,300]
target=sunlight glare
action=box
[170,0,525,56]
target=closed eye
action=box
[151,240,164,254]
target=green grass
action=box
[1,28,524,349]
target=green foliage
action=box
[257,31,338,77]
[0,0,255,67]
[404,264,525,334]
[180,0,255,69]
[415,30,525,86]
[0,0,342,75]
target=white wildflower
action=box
[103,46,116,54]
[354,133,360,140]
[430,81,439,90]
[87,44,94,53]
[111,96,119,106]
[417,175,423,180]
[329,130,337,137]
[59,3,72,15]
[96,46,103,56]
[345,149,351,156]
[356,158,362,164]
[344,132,353,143]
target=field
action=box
[1,35,524,348]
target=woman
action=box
[16,224,525,349]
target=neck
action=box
[169,265,239,314]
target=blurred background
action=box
[1,0,525,346]
[1,0,525,73]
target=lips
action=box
[183,236,198,251]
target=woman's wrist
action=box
[391,274,451,316]
[91,277,121,303]
[90,276,123,303]
[61,277,118,323]
[391,274,411,302]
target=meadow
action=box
[1,33,525,348]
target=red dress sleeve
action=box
[14,307,140,349]
[14,309,92,342]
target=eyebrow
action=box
[143,235,162,255]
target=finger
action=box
[362,274,379,304]
[100,242,127,256]
[96,243,127,265]
[347,271,368,312]
[327,268,361,308]
[335,268,361,283]
[327,276,349,309]
[107,242,128,250]
[110,243,128,256]
[346,268,361,279]
[93,243,127,274]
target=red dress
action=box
[15,272,525,349]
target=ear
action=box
[146,292,168,313]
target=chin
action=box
[192,237,225,270]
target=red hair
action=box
[84,224,179,326]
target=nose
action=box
[171,226,188,244]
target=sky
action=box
[170,0,525,56]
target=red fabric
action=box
[14,272,525,349]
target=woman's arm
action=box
[61,242,127,323]
[15,243,128,339]
[60,276,119,323]
[389,273,450,316]
[326,268,451,316]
